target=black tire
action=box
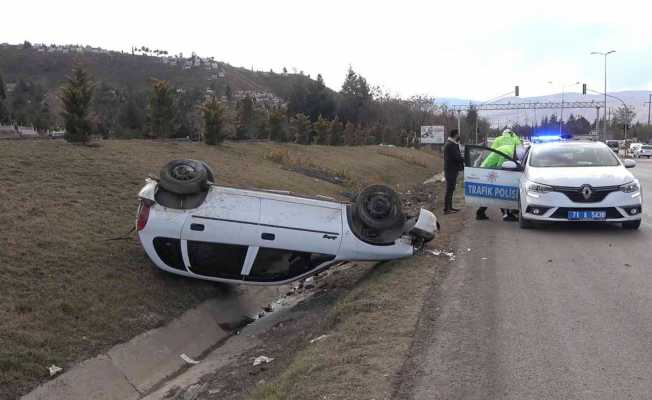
[200,161,215,183]
[519,202,533,229]
[159,159,208,195]
[353,185,404,231]
[623,220,641,230]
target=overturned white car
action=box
[136,160,438,285]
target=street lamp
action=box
[591,50,616,140]
[548,81,580,134]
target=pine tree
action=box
[268,108,287,142]
[328,117,344,145]
[202,96,228,145]
[339,66,371,124]
[60,64,95,143]
[290,113,312,144]
[343,121,356,146]
[313,115,330,144]
[148,79,175,138]
[236,95,255,140]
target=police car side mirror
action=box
[501,160,519,170]
[623,159,636,169]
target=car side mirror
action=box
[501,160,519,170]
[624,159,636,169]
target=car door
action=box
[180,189,261,280]
[464,145,523,209]
[244,198,342,283]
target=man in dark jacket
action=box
[443,129,464,214]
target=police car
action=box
[464,141,642,229]
[136,160,438,285]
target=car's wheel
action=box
[200,161,215,184]
[623,220,641,230]
[518,201,533,229]
[159,159,209,195]
[353,185,404,231]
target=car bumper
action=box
[519,189,643,222]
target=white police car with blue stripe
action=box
[464,141,642,230]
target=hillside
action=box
[0,43,318,101]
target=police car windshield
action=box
[529,144,620,168]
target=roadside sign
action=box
[421,125,445,144]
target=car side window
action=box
[247,248,335,282]
[187,241,248,279]
[465,146,519,170]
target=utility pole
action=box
[591,50,616,139]
[647,93,652,126]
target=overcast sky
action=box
[4,0,652,100]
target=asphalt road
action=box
[399,159,652,400]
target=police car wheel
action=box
[518,204,533,229]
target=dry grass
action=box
[0,139,441,398]
[377,147,434,169]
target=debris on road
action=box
[253,355,274,366]
[310,334,330,344]
[426,249,456,262]
[47,364,63,377]
[304,277,316,289]
[180,353,200,365]
[481,257,488,261]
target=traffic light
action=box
[515,86,519,97]
[582,83,587,95]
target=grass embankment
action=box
[0,139,440,399]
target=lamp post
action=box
[587,88,629,140]
[591,50,616,140]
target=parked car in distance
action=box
[634,144,652,158]
[136,160,439,285]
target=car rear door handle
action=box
[190,223,205,231]
[261,233,275,241]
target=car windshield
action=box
[529,145,620,167]
[643,145,652,150]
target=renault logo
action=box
[581,185,593,200]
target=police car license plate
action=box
[567,210,607,221]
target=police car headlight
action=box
[619,181,640,193]
[526,181,553,194]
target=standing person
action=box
[443,129,464,214]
